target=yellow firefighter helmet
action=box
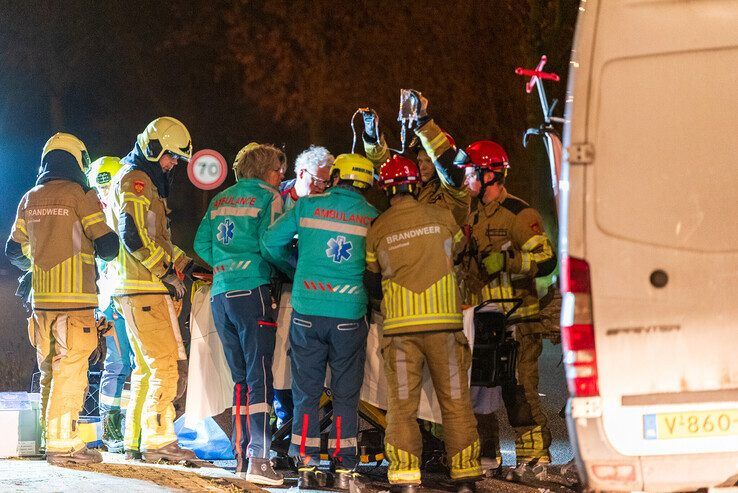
[136,116,193,163]
[42,132,91,173]
[330,153,374,189]
[89,156,123,188]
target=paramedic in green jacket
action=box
[261,153,378,490]
[193,142,286,486]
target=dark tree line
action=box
[1,0,578,251]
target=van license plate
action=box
[644,410,738,439]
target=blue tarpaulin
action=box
[174,415,234,460]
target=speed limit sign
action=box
[188,149,228,190]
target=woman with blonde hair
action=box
[194,142,286,485]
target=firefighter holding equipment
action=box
[361,91,469,227]
[365,155,482,493]
[261,153,378,490]
[194,142,287,486]
[109,117,195,462]
[458,140,557,465]
[88,156,134,453]
[5,133,120,465]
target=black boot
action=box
[125,449,142,460]
[271,453,295,471]
[298,466,333,489]
[334,468,363,490]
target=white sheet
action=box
[184,284,234,428]
[186,287,502,426]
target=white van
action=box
[558,1,738,491]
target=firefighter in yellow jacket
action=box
[5,133,119,465]
[108,117,195,462]
[458,140,557,465]
[361,92,469,226]
[365,155,481,493]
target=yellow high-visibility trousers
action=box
[117,294,180,451]
[383,330,482,484]
[31,310,98,453]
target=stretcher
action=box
[184,280,518,463]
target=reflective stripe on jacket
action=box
[194,177,283,296]
[468,189,556,320]
[262,186,378,320]
[109,169,190,295]
[10,180,115,309]
[366,196,464,335]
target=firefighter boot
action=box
[455,480,477,493]
[335,468,364,490]
[298,466,333,489]
[142,441,196,463]
[125,449,143,460]
[47,447,103,466]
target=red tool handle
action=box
[515,55,560,93]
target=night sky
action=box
[0,0,578,271]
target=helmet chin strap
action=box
[478,169,506,197]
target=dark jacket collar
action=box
[121,143,172,198]
[35,150,91,191]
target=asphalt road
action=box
[501,339,572,466]
[233,339,576,493]
[0,272,576,492]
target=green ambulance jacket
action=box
[261,186,378,320]
[194,177,283,296]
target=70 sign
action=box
[187,149,228,190]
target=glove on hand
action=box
[162,270,186,300]
[95,315,114,336]
[362,108,380,143]
[482,251,505,275]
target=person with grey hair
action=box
[194,142,286,485]
[279,145,334,211]
[271,145,334,468]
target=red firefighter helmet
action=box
[379,155,420,189]
[458,140,509,171]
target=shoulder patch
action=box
[133,180,145,195]
[500,197,529,215]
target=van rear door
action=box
[584,0,738,457]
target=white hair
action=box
[294,145,334,175]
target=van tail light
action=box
[560,255,599,397]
